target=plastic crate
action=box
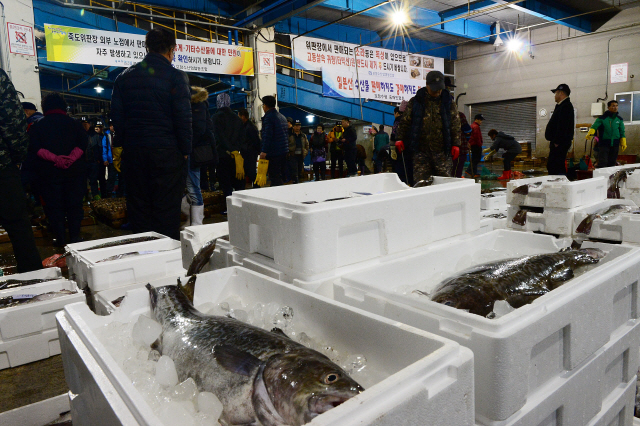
[480,193,507,210]
[506,176,606,209]
[227,173,480,277]
[331,229,640,422]
[72,238,184,292]
[180,222,229,271]
[57,267,475,426]
[573,199,640,243]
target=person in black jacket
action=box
[340,117,358,177]
[485,129,522,181]
[213,93,245,199]
[111,28,192,240]
[238,108,260,188]
[545,84,575,176]
[259,96,289,186]
[30,93,88,246]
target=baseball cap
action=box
[21,102,36,111]
[426,71,445,91]
[444,77,456,88]
[81,116,89,123]
[95,120,104,127]
[474,114,485,121]
[551,84,571,96]
[293,119,302,125]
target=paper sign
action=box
[8,23,35,56]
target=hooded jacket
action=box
[590,110,625,146]
[490,132,522,155]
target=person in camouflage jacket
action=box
[0,69,42,272]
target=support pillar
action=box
[249,27,278,131]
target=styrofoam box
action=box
[592,164,640,187]
[73,238,184,292]
[227,173,480,277]
[180,222,229,271]
[621,187,640,207]
[0,394,70,426]
[506,175,607,209]
[586,377,636,426]
[480,192,507,210]
[65,232,169,282]
[506,204,578,236]
[480,209,508,231]
[573,199,640,243]
[331,229,640,422]
[210,237,232,271]
[0,328,60,370]
[57,267,475,426]
[0,267,62,284]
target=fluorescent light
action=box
[306,114,314,122]
[95,84,104,93]
[507,38,523,51]
[392,10,408,26]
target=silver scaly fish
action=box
[575,204,640,235]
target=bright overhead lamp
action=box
[392,10,408,26]
[94,84,104,93]
[507,38,523,52]
[306,114,315,122]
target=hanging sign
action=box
[7,23,35,56]
[44,24,254,76]
[610,63,628,84]
[258,52,275,74]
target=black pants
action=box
[0,167,41,272]
[313,161,326,181]
[42,171,86,246]
[115,170,125,198]
[200,163,216,191]
[242,150,258,187]
[502,152,518,171]
[267,154,287,187]
[395,151,414,186]
[345,148,357,176]
[217,154,245,197]
[467,145,482,175]
[547,142,570,176]
[288,154,305,183]
[596,140,620,168]
[330,151,344,178]
[122,146,187,240]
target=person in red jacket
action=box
[466,114,484,177]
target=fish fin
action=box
[506,293,547,308]
[270,327,290,339]
[178,275,197,303]
[214,345,262,376]
[512,209,528,226]
[187,238,218,276]
[512,184,529,195]
[252,364,290,426]
[575,214,595,235]
[549,267,574,288]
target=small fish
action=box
[187,238,222,276]
[512,178,565,195]
[0,278,59,291]
[413,177,434,188]
[95,250,172,263]
[146,279,363,426]
[483,213,507,219]
[423,248,605,317]
[0,289,77,309]
[575,204,640,235]
[606,169,639,199]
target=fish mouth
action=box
[307,395,351,418]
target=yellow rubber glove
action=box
[255,159,269,187]
[620,137,627,152]
[484,150,496,160]
[586,128,596,140]
[112,147,123,172]
[390,146,398,160]
[230,151,245,180]
[482,147,492,154]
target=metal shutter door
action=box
[469,97,537,151]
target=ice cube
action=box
[193,413,221,426]
[229,309,248,323]
[342,354,367,374]
[159,401,196,426]
[172,378,198,401]
[156,355,179,387]
[198,392,224,419]
[491,300,516,319]
[132,315,163,348]
[297,332,314,349]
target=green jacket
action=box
[590,111,625,146]
[373,131,389,159]
[0,70,29,170]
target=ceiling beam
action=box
[504,0,592,32]
[439,0,497,20]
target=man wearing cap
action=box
[86,121,107,199]
[259,95,289,186]
[21,102,43,131]
[288,119,309,183]
[466,114,484,177]
[21,102,44,200]
[340,117,358,177]
[545,84,575,176]
[395,71,461,182]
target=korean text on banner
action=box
[44,24,254,76]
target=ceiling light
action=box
[493,21,504,47]
[306,114,314,122]
[94,84,104,93]
[507,38,523,52]
[392,10,408,26]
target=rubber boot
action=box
[190,205,204,227]
[181,195,191,228]
[498,170,511,181]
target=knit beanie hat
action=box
[216,93,231,109]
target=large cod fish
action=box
[420,248,605,317]
[146,279,363,426]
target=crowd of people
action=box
[0,26,627,274]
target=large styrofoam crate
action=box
[480,209,508,231]
[586,377,636,426]
[480,193,507,210]
[73,238,184,292]
[180,222,229,271]
[58,267,475,426]
[0,267,62,285]
[331,229,640,422]
[228,173,480,277]
[210,237,232,271]
[506,204,578,236]
[506,175,606,209]
[621,187,640,206]
[0,328,60,369]
[66,232,169,281]
[0,394,70,426]
[592,164,640,187]
[573,199,640,243]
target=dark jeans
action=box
[345,148,357,176]
[502,152,518,171]
[200,164,216,191]
[115,171,125,198]
[596,140,620,168]
[41,171,86,246]
[100,163,115,198]
[267,154,287,186]
[452,152,467,178]
[313,161,326,181]
[0,167,41,272]
[122,146,187,240]
[88,161,100,198]
[330,151,344,178]
[467,145,482,175]
[217,154,245,197]
[394,151,414,186]
[547,142,571,176]
[289,154,304,183]
[242,150,258,187]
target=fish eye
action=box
[323,373,340,384]
[444,301,454,306]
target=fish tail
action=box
[146,283,158,310]
[178,275,197,303]
[512,209,528,226]
[575,214,595,235]
[512,184,529,195]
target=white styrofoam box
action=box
[0,394,70,426]
[58,267,475,426]
[331,229,640,422]
[210,237,232,271]
[506,175,606,209]
[480,192,507,210]
[573,199,640,243]
[0,279,84,341]
[65,232,169,281]
[228,173,480,278]
[506,204,576,236]
[480,209,508,231]
[73,238,184,292]
[180,222,229,270]
[585,378,636,426]
[0,267,62,287]
[592,164,640,187]
[621,187,640,207]
[0,328,60,369]
[92,275,186,316]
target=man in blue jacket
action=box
[101,123,114,197]
[111,28,192,240]
[259,96,288,186]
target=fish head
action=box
[430,282,496,317]
[261,352,364,425]
[146,284,187,324]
